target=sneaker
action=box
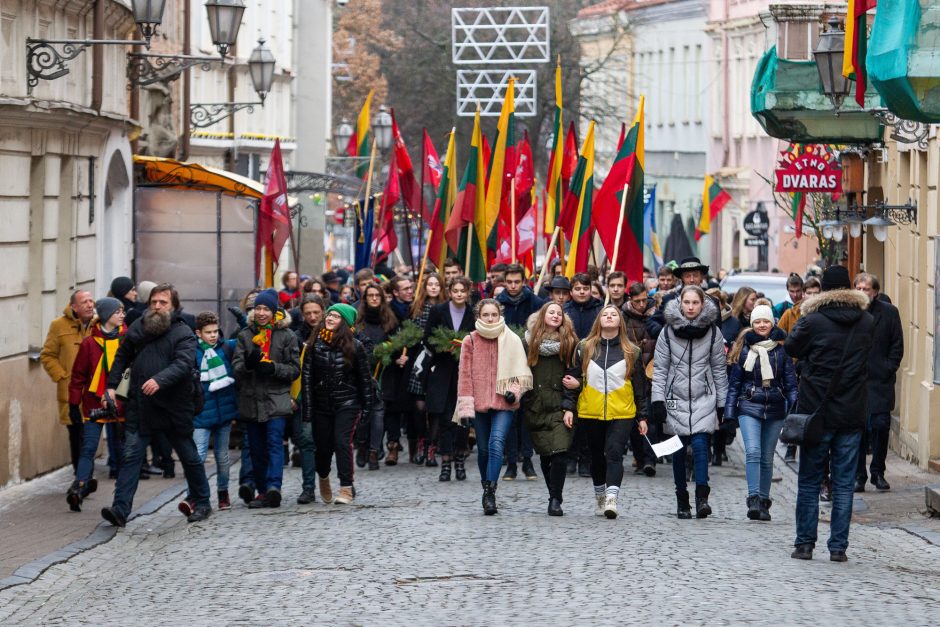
[238,484,255,505]
[142,464,163,475]
[248,495,267,509]
[83,478,98,496]
[178,499,196,517]
[218,490,231,510]
[265,488,282,508]
[521,457,537,480]
[334,486,355,504]
[66,483,83,512]
[101,507,126,528]
[829,550,848,562]
[187,505,212,523]
[871,474,891,491]
[603,494,618,519]
[319,477,334,504]
[594,494,605,517]
[297,488,317,505]
[790,544,813,560]
[502,463,518,481]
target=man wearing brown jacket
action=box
[40,289,97,472]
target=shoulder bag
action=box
[779,326,857,445]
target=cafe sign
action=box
[774,144,842,194]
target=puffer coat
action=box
[651,297,728,436]
[193,339,239,429]
[522,332,576,456]
[301,332,374,421]
[725,328,798,422]
[232,310,300,422]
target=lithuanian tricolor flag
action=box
[483,77,515,262]
[843,1,876,108]
[347,89,374,178]
[593,96,645,280]
[544,60,563,235]
[446,109,487,281]
[696,175,731,240]
[427,128,457,271]
[558,121,595,279]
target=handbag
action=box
[114,368,132,399]
[779,326,856,445]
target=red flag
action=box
[374,147,400,264]
[423,129,443,190]
[256,139,292,277]
[391,109,426,223]
[616,122,626,152]
[562,122,578,193]
[515,131,535,211]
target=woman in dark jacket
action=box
[725,305,797,521]
[423,277,476,480]
[302,303,373,505]
[407,273,446,465]
[522,302,579,516]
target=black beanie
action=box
[821,265,851,291]
[110,276,135,301]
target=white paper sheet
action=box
[647,434,684,458]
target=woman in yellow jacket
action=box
[563,305,649,519]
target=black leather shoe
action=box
[676,489,692,520]
[871,474,891,491]
[238,484,255,504]
[746,495,761,520]
[547,498,563,516]
[101,507,126,528]
[187,505,212,523]
[830,550,848,562]
[455,458,467,481]
[759,498,772,521]
[791,544,813,560]
[566,459,577,476]
[502,464,517,481]
[438,462,451,482]
[577,460,591,478]
[522,457,537,480]
[695,485,712,519]
[854,477,866,493]
[642,463,656,477]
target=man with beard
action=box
[100,283,212,526]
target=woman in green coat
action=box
[523,302,580,516]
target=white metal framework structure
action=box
[452,6,550,64]
[457,70,537,117]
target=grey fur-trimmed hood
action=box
[664,292,719,330]
[247,308,293,330]
[800,288,870,315]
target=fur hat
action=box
[95,297,123,323]
[750,304,774,324]
[137,281,157,304]
[327,303,357,328]
[254,289,280,312]
[821,265,851,291]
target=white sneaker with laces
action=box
[595,494,606,516]
[604,494,618,519]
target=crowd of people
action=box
[38,253,903,561]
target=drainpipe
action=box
[182,0,192,160]
[91,0,105,111]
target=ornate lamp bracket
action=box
[871,110,930,150]
[189,102,261,129]
[127,53,219,87]
[26,38,147,95]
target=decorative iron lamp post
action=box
[205,0,247,59]
[189,38,276,128]
[814,17,853,112]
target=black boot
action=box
[438,461,452,482]
[695,485,712,518]
[356,444,368,468]
[759,497,772,521]
[66,481,83,512]
[454,455,467,481]
[746,494,761,520]
[547,498,563,516]
[413,438,426,465]
[482,481,498,515]
[676,488,692,519]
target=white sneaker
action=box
[595,494,606,516]
[604,494,618,519]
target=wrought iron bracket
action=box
[870,110,930,150]
[189,102,261,129]
[26,38,147,95]
[127,53,219,87]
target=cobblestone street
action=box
[1,447,938,625]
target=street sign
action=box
[743,209,769,236]
[774,144,842,193]
[745,237,767,247]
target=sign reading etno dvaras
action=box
[774,144,842,194]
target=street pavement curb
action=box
[0,472,211,591]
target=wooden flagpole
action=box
[358,138,379,245]
[533,225,562,294]
[510,178,517,263]
[605,182,630,305]
[464,223,474,277]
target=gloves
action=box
[245,349,262,370]
[69,404,82,425]
[716,405,725,422]
[458,416,472,428]
[652,401,667,424]
[257,361,276,376]
[504,391,517,405]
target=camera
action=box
[89,392,118,421]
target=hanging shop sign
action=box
[774,144,842,194]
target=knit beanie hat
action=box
[137,280,157,304]
[327,303,357,328]
[821,265,851,291]
[253,288,280,312]
[95,297,123,323]
[750,304,774,324]
[110,276,135,301]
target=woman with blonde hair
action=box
[522,302,580,516]
[563,305,649,519]
[722,286,757,344]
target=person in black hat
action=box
[322,272,342,304]
[650,257,712,335]
[784,264,874,563]
[547,275,572,306]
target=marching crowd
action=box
[38,254,903,561]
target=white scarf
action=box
[200,345,235,392]
[743,339,777,383]
[475,319,533,395]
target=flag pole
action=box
[534,225,562,294]
[359,138,379,245]
[606,181,631,305]
[511,177,517,263]
[415,225,433,303]
[417,129,427,266]
[465,223,474,277]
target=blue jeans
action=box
[247,417,286,493]
[291,411,317,490]
[104,423,121,472]
[76,421,118,484]
[671,433,710,489]
[795,430,862,552]
[193,423,232,491]
[473,410,515,482]
[112,428,210,519]
[738,415,784,499]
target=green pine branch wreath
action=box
[428,326,470,361]
[372,320,424,367]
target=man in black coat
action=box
[853,272,903,492]
[101,283,212,527]
[563,273,603,339]
[785,266,874,562]
[649,257,714,337]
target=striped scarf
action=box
[199,340,235,392]
[89,333,121,397]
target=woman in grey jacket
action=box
[651,285,728,519]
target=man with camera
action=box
[100,283,212,527]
